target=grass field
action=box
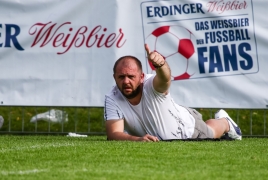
[1,136,268,180]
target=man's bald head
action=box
[113,56,143,74]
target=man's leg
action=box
[205,118,229,138]
[185,108,215,139]
[186,107,242,140]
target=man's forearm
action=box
[107,132,142,141]
[154,61,171,93]
[155,61,171,82]
[107,132,159,142]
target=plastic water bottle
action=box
[30,109,68,123]
[0,115,4,129]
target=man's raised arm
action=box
[145,44,171,94]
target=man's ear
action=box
[140,73,145,83]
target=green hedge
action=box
[0,107,267,136]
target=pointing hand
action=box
[145,44,165,69]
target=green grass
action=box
[1,136,268,180]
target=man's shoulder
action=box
[105,85,119,98]
[105,85,127,104]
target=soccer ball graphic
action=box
[145,25,198,80]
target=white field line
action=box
[1,168,89,176]
[1,169,48,175]
[0,142,79,153]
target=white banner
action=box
[0,0,267,108]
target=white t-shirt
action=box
[104,74,195,140]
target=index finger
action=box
[144,44,151,57]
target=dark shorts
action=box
[184,107,214,139]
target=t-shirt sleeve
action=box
[145,74,167,97]
[104,95,124,121]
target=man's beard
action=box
[121,84,141,99]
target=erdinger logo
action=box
[141,0,258,80]
[145,25,198,81]
[0,24,24,51]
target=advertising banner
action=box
[0,0,267,108]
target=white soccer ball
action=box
[145,25,198,80]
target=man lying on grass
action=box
[104,44,242,141]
